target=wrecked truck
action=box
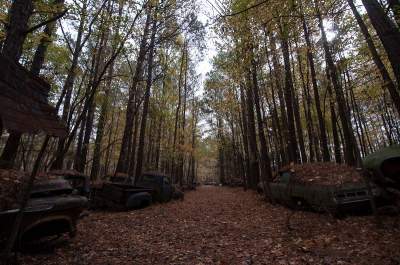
[90,171,182,210]
[0,179,87,248]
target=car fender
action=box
[22,215,73,233]
[126,192,152,210]
[21,215,74,242]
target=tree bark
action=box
[239,84,250,189]
[251,59,273,200]
[362,0,400,89]
[279,22,299,163]
[269,33,290,165]
[245,70,260,189]
[116,7,151,174]
[300,8,330,161]
[52,0,89,170]
[315,1,360,166]
[135,7,157,181]
[388,0,400,26]
[348,0,400,116]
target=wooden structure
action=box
[0,54,66,137]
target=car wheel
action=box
[290,198,310,210]
[69,229,77,238]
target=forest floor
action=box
[21,186,400,265]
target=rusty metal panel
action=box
[0,55,67,137]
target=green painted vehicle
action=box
[0,179,87,248]
[269,170,375,214]
[363,145,400,191]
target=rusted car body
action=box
[363,145,400,209]
[363,145,400,191]
[49,170,90,197]
[0,179,87,247]
[91,172,181,210]
[137,172,174,202]
[91,183,153,210]
[268,170,377,214]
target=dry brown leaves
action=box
[279,162,363,186]
[20,187,400,265]
[0,170,59,211]
[0,169,27,211]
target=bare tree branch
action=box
[25,9,69,34]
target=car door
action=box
[271,172,291,203]
[162,177,172,202]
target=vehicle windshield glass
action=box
[381,157,400,178]
[110,176,128,183]
[142,175,157,183]
[280,172,291,183]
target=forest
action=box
[0,0,400,264]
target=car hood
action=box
[25,195,88,213]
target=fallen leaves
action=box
[280,162,364,186]
[19,186,400,265]
[0,169,27,210]
[0,169,60,211]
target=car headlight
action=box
[371,188,380,196]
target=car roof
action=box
[31,179,72,194]
[363,145,400,170]
[49,169,88,178]
[142,171,168,178]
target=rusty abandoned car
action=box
[90,171,183,210]
[363,145,400,208]
[363,145,400,192]
[257,162,389,215]
[0,178,87,248]
[49,170,90,197]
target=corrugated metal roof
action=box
[0,55,67,137]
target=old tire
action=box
[126,192,152,210]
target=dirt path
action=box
[22,186,400,265]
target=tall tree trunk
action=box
[239,84,250,189]
[326,72,342,163]
[178,45,189,186]
[245,70,260,189]
[348,0,400,116]
[289,39,307,163]
[251,60,273,200]
[217,117,226,185]
[128,114,140,176]
[300,6,330,161]
[91,0,120,180]
[135,7,157,181]
[264,38,285,164]
[116,7,151,173]
[388,0,400,26]
[91,70,112,179]
[74,112,87,171]
[171,42,186,181]
[76,29,107,173]
[296,40,316,162]
[269,33,290,165]
[362,0,400,88]
[315,1,360,166]
[52,0,89,170]
[1,0,33,61]
[279,22,299,163]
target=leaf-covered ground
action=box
[21,186,400,265]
